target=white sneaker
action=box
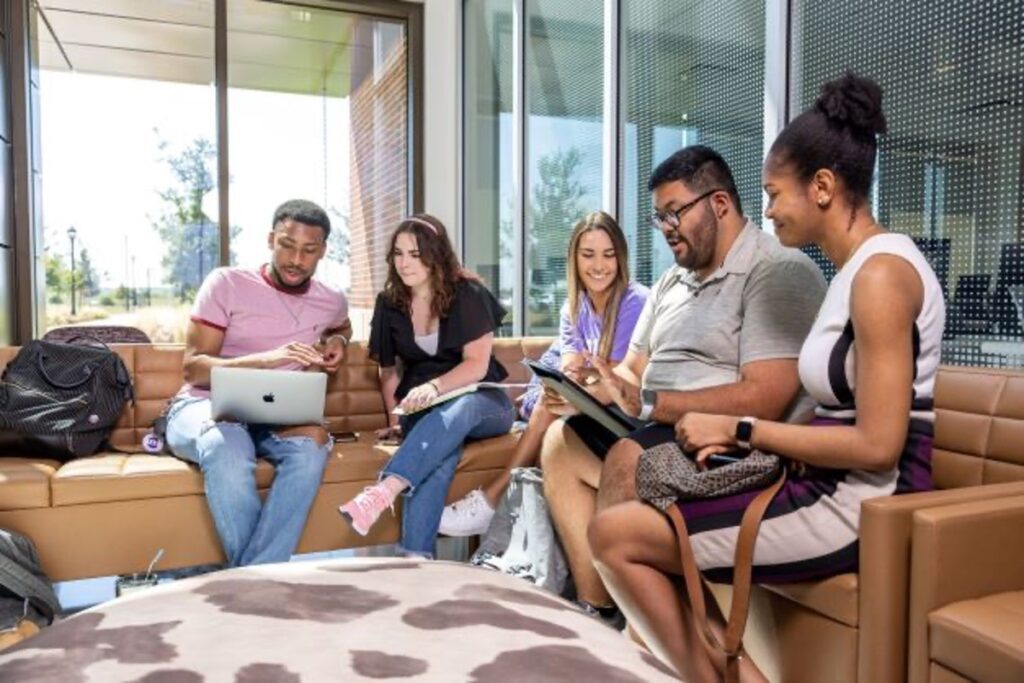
[438,489,495,537]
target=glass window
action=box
[792,0,1024,367]
[462,0,514,334]
[35,1,216,342]
[621,0,766,286]
[525,0,605,336]
[229,2,407,340]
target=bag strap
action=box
[62,334,111,351]
[34,353,97,390]
[664,468,787,683]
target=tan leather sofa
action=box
[0,339,550,582]
[750,365,1024,683]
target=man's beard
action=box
[675,210,718,272]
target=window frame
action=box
[7,0,423,343]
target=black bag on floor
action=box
[0,337,134,460]
[0,528,59,633]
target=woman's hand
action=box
[675,413,741,468]
[399,381,441,413]
[675,413,739,453]
[541,385,578,416]
[374,424,402,444]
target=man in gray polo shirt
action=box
[540,145,825,625]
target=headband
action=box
[404,216,438,235]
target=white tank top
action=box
[798,233,946,422]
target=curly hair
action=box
[383,214,463,320]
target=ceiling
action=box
[35,0,404,97]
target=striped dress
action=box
[682,234,946,583]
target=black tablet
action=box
[524,360,640,438]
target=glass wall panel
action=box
[525,0,605,335]
[792,0,1024,367]
[35,1,216,342]
[463,0,514,334]
[229,2,407,339]
[621,0,765,286]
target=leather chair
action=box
[909,494,1024,682]
[744,365,1024,682]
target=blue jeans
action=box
[385,389,515,556]
[165,397,330,567]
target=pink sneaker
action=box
[338,484,394,536]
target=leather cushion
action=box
[764,572,859,627]
[48,431,521,507]
[930,590,1024,683]
[52,454,205,506]
[0,458,60,510]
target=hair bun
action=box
[816,72,888,137]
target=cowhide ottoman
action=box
[0,558,680,682]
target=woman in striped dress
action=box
[587,72,946,681]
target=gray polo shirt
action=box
[629,221,826,418]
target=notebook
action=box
[210,367,327,425]
[392,382,530,416]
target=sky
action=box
[40,70,352,292]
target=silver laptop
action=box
[210,367,327,425]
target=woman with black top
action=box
[338,214,515,557]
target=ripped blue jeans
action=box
[384,388,515,556]
[165,396,330,567]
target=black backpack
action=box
[0,338,134,461]
[0,528,60,631]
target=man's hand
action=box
[587,354,642,416]
[256,342,325,369]
[318,335,347,373]
[675,413,740,466]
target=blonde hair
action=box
[565,211,630,360]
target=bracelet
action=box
[323,333,349,347]
[428,379,442,395]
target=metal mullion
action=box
[512,0,527,337]
[215,0,229,265]
[601,0,620,218]
[762,0,790,233]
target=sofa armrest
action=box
[856,481,1024,683]
[905,494,1024,683]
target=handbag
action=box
[636,442,788,683]
[470,467,569,595]
[0,337,134,460]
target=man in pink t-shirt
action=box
[165,199,350,567]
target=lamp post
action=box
[67,226,78,316]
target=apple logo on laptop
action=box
[262,393,276,403]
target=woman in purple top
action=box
[440,211,649,536]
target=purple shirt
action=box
[179,265,349,398]
[558,282,649,362]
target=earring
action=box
[817,197,828,207]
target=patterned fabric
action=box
[0,559,679,682]
[636,442,782,511]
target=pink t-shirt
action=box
[179,265,349,398]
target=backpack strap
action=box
[664,468,787,683]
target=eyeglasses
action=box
[649,188,724,231]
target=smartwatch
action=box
[735,416,758,450]
[638,388,657,421]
